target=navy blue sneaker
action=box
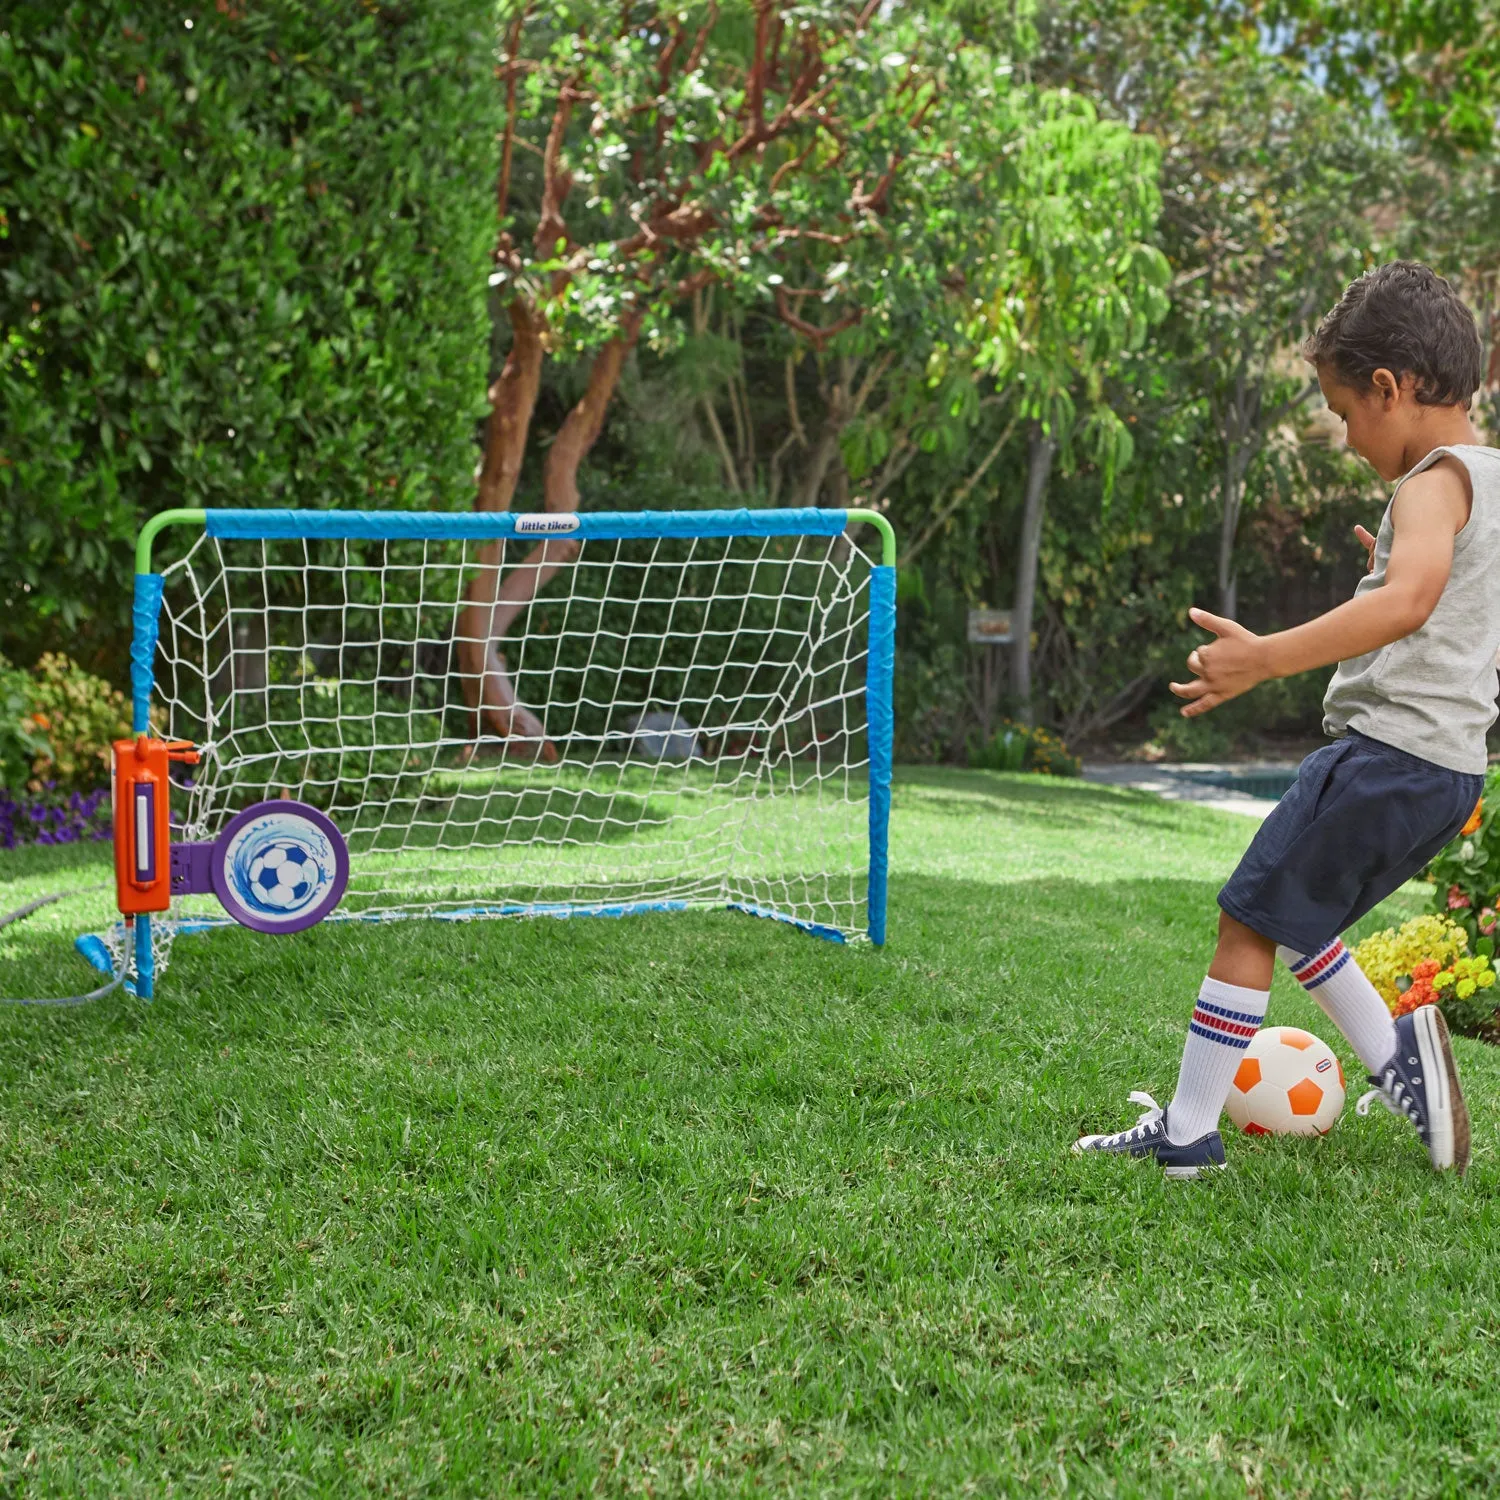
[1073,1091,1227,1180]
[1357,1005,1470,1174]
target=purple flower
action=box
[0,783,112,850]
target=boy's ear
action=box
[1369,366,1405,405]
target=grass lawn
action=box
[1,768,1495,1497]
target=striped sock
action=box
[1165,977,1270,1143]
[1278,940,1397,1075]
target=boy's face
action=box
[1315,364,1418,483]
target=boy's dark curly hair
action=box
[1303,261,1483,409]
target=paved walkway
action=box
[1082,761,1302,821]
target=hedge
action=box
[0,1,497,674]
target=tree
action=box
[461,0,962,755]
[967,93,1170,715]
[1152,56,1391,616]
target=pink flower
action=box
[1480,908,1498,937]
[1447,885,1472,911]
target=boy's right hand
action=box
[1354,524,1377,573]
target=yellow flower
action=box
[1353,915,1470,1012]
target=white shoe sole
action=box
[1412,1004,1470,1174]
[1163,1163,1225,1181]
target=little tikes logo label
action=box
[1315,1058,1333,1073]
[514,514,581,536]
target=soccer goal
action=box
[81,506,896,996]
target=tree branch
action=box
[784,354,807,447]
[496,8,529,227]
[774,285,862,347]
[905,413,1022,564]
[535,83,579,262]
[684,2,717,72]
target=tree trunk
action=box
[1218,452,1240,621]
[476,296,543,514]
[1215,363,1262,621]
[795,370,851,508]
[1010,420,1057,724]
[456,305,640,759]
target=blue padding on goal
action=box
[866,565,896,947]
[726,903,848,945]
[131,572,165,734]
[203,507,851,543]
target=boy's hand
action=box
[1169,608,1269,717]
[1354,524,1377,573]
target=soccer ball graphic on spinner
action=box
[213,802,347,934]
[248,842,319,911]
[1225,1026,1346,1136]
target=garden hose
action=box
[0,883,135,1006]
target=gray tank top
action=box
[1323,443,1500,775]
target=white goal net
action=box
[92,508,894,988]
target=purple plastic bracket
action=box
[170,841,217,896]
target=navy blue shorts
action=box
[1218,731,1483,955]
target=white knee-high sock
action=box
[1278,940,1397,1075]
[1165,977,1270,1143]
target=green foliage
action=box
[1427,769,1500,948]
[0,654,53,791]
[1228,1,1500,155]
[968,719,1081,776]
[1144,703,1233,762]
[10,651,130,792]
[0,0,497,671]
[215,667,450,821]
[969,91,1170,488]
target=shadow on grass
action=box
[894,765,1235,830]
[0,868,1247,1041]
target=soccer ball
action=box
[248,841,319,912]
[1225,1026,1346,1136]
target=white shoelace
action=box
[1355,1076,1413,1122]
[1103,1090,1166,1144]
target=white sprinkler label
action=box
[514,514,581,536]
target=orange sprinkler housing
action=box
[112,735,199,916]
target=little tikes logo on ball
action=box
[1316,1057,1334,1073]
[515,514,580,536]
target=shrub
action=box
[1143,701,1234,761]
[0,654,54,791]
[1427,770,1500,947]
[0,0,496,673]
[1352,914,1500,1041]
[20,652,130,792]
[968,720,1082,777]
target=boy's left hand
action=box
[1169,608,1269,716]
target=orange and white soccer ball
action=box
[1224,1026,1346,1136]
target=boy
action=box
[1076,260,1497,1178]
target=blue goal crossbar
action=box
[109,507,897,994]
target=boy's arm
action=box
[1170,464,1470,717]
